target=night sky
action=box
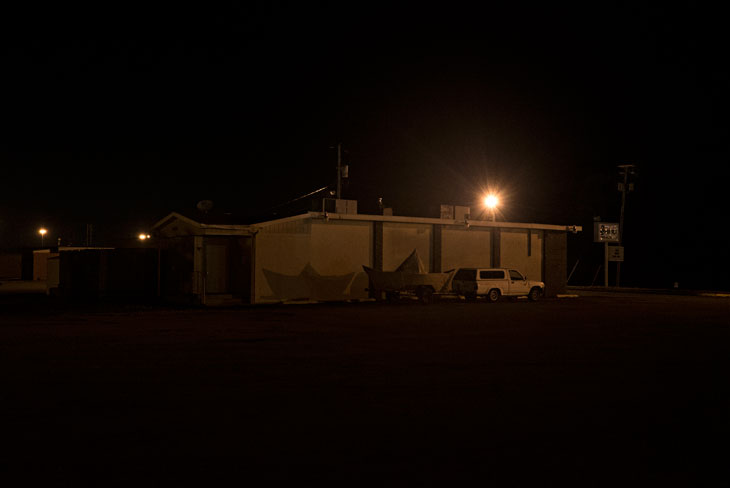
[2,3,728,288]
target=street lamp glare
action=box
[38,228,48,248]
[484,194,499,209]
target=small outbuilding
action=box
[152,206,581,305]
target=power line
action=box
[267,185,331,211]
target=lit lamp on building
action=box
[483,194,499,221]
[38,228,48,248]
[138,233,151,241]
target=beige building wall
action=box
[255,220,312,302]
[254,219,372,302]
[383,222,431,271]
[441,226,492,271]
[310,220,372,298]
[153,211,576,304]
[500,229,543,281]
[33,250,50,281]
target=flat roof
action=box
[153,211,582,235]
[299,211,582,232]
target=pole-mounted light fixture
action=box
[483,194,499,221]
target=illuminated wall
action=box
[152,212,571,304]
[441,226,493,271]
[500,229,543,281]
[254,219,372,303]
[382,222,431,272]
[252,218,556,303]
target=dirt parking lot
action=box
[2,293,729,486]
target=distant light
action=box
[483,194,499,209]
[38,228,49,248]
[138,233,151,241]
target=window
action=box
[479,270,505,279]
[509,270,523,280]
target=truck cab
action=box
[452,268,544,302]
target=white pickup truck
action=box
[451,268,544,302]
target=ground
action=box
[1,291,729,486]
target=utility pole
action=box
[616,164,635,286]
[336,142,342,199]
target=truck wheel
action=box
[417,287,434,304]
[528,287,542,302]
[487,289,500,303]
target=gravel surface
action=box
[2,294,729,486]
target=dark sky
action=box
[2,3,728,287]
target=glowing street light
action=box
[483,194,499,221]
[138,233,151,241]
[38,228,48,247]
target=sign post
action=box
[604,242,609,287]
[608,246,624,262]
[594,222,620,287]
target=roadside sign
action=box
[608,245,624,262]
[594,222,620,243]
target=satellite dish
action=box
[197,200,214,212]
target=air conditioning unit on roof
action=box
[322,198,357,215]
[440,204,470,220]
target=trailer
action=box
[363,250,455,303]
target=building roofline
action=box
[153,211,582,234]
[152,212,255,235]
[152,212,201,230]
[251,211,582,233]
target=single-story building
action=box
[33,246,114,284]
[0,252,26,280]
[152,204,582,305]
[30,247,157,299]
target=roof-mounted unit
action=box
[322,198,357,215]
[440,204,470,220]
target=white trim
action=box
[154,210,583,235]
[200,226,253,236]
[249,212,316,230]
[152,212,254,235]
[300,211,582,232]
[152,211,201,230]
